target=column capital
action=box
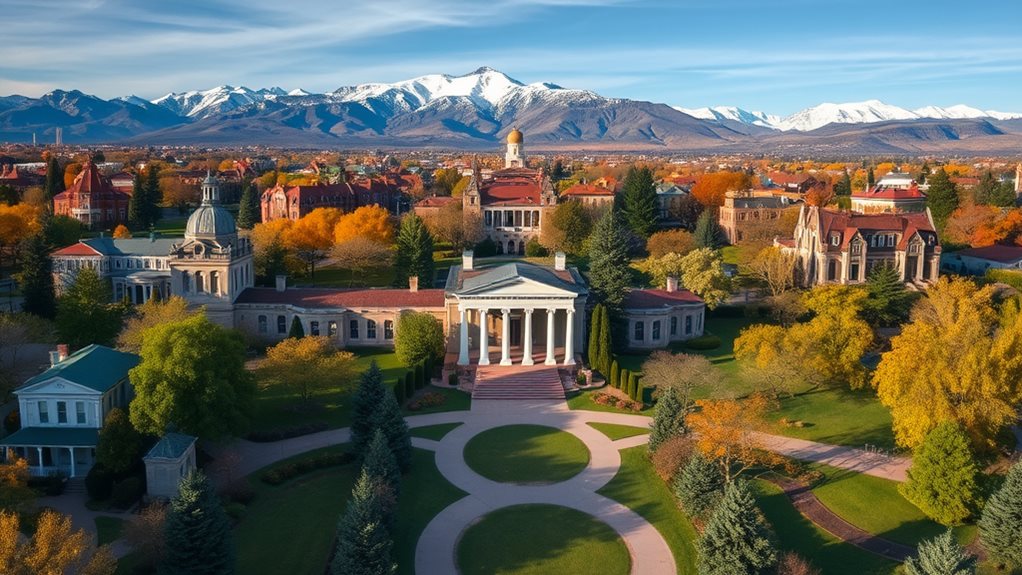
[501,308,511,315]
[523,307,535,315]
[565,307,576,315]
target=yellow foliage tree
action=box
[258,336,356,402]
[790,285,873,388]
[333,205,394,245]
[116,296,196,353]
[282,208,343,276]
[0,451,32,512]
[0,509,115,575]
[686,394,775,482]
[873,277,1022,450]
[112,224,132,239]
[0,204,40,268]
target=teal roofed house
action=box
[1,344,139,478]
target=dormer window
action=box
[851,240,862,255]
[887,234,895,247]
[830,233,840,246]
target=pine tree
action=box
[597,306,612,375]
[978,461,1022,569]
[862,262,917,326]
[331,470,397,575]
[620,166,658,239]
[44,156,63,202]
[19,232,56,318]
[697,480,778,575]
[903,530,976,575]
[350,361,387,458]
[899,422,979,526]
[834,170,853,196]
[161,471,235,575]
[144,166,162,226]
[588,305,604,371]
[237,183,260,229]
[925,168,959,232]
[867,167,876,187]
[587,210,632,313]
[363,429,400,530]
[674,453,725,519]
[649,385,686,452]
[371,386,412,472]
[694,210,725,249]
[394,213,434,289]
[288,316,305,338]
[128,173,146,230]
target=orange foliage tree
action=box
[0,509,116,574]
[944,203,1002,246]
[0,204,40,269]
[112,224,132,239]
[971,209,1022,247]
[690,172,752,207]
[686,393,776,482]
[333,205,394,245]
[282,208,343,276]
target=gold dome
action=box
[506,127,523,144]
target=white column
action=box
[563,308,576,365]
[457,307,470,366]
[500,308,512,366]
[478,309,490,365]
[69,448,76,478]
[545,309,557,365]
[522,308,534,365]
[36,447,43,475]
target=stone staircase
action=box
[472,365,566,400]
[64,477,86,494]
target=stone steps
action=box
[472,366,565,400]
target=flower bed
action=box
[260,451,355,485]
[591,391,643,412]
[406,391,447,411]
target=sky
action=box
[1,0,1021,116]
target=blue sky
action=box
[1,0,1020,115]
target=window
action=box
[367,320,377,339]
[670,316,678,336]
[634,321,644,341]
[310,321,320,336]
[685,315,693,335]
[328,321,338,337]
[38,401,48,424]
[831,233,840,246]
[384,320,394,340]
[350,320,359,339]
[851,241,861,255]
[57,402,67,424]
[485,211,492,227]
[76,402,86,425]
[277,315,287,334]
[258,315,267,333]
[652,320,661,341]
[182,272,190,293]
[210,271,219,295]
[886,234,895,247]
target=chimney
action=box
[462,249,474,271]
[49,351,60,367]
[408,276,419,292]
[275,275,287,292]
[554,251,566,271]
[57,344,69,361]
[666,276,679,293]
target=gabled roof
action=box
[954,245,1022,264]
[51,237,178,258]
[453,262,586,295]
[234,287,446,308]
[20,345,139,394]
[144,432,197,460]
[623,289,703,310]
[560,183,614,198]
[816,208,937,252]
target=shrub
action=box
[524,237,547,257]
[620,369,630,392]
[222,481,256,505]
[609,359,619,388]
[395,311,445,366]
[28,472,66,496]
[224,502,247,521]
[245,421,329,442]
[684,334,722,351]
[404,371,415,398]
[576,372,587,387]
[899,422,979,526]
[85,464,115,501]
[651,435,693,483]
[628,373,640,400]
[414,362,425,390]
[394,380,406,405]
[474,237,497,257]
[777,552,821,575]
[448,372,458,387]
[111,476,144,509]
[260,451,355,485]
[406,391,447,411]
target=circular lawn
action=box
[463,424,590,484]
[457,504,631,575]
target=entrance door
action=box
[510,317,522,347]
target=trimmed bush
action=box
[394,380,406,405]
[246,422,329,442]
[260,451,355,485]
[111,476,144,509]
[414,362,425,390]
[525,237,547,257]
[29,473,66,496]
[684,334,722,350]
[404,371,415,398]
[609,359,619,388]
[474,237,497,257]
[85,463,115,501]
[448,372,458,386]
[620,369,630,392]
[628,373,639,400]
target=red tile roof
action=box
[235,287,446,309]
[51,242,104,257]
[480,168,545,206]
[853,183,926,200]
[818,209,936,251]
[955,245,1022,264]
[560,183,614,197]
[415,196,458,208]
[622,288,703,309]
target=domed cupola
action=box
[185,171,237,241]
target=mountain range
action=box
[2,67,1022,154]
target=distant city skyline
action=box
[2,0,1021,115]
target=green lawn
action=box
[234,446,465,575]
[409,422,462,441]
[768,387,897,450]
[463,425,590,484]
[597,446,698,574]
[298,264,396,288]
[586,422,649,440]
[456,504,630,575]
[807,463,976,548]
[94,516,124,546]
[753,479,898,575]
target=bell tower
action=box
[505,127,524,168]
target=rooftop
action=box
[954,244,1022,264]
[144,432,197,460]
[235,287,446,309]
[622,288,704,310]
[20,345,139,393]
[1,427,100,448]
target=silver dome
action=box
[185,204,237,239]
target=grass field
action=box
[769,387,897,450]
[586,422,649,440]
[457,504,631,575]
[94,516,125,546]
[463,424,590,484]
[408,422,462,441]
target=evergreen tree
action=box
[694,210,725,249]
[19,232,56,318]
[918,162,931,185]
[861,262,917,326]
[587,305,605,371]
[834,170,853,196]
[56,266,125,348]
[978,461,1022,570]
[867,167,876,187]
[363,429,401,497]
[371,387,413,472]
[43,156,63,202]
[899,422,979,526]
[925,168,959,232]
[237,183,260,229]
[95,407,142,475]
[288,316,305,338]
[597,305,612,375]
[673,453,725,518]
[161,471,235,575]
[394,213,434,289]
[973,171,998,205]
[331,470,396,575]
[649,385,686,453]
[128,173,146,229]
[620,166,659,239]
[697,480,778,575]
[350,361,387,458]
[550,159,566,181]
[144,166,162,226]
[587,210,632,314]
[609,359,619,388]
[903,530,976,575]
[988,181,1017,208]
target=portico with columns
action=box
[449,252,587,368]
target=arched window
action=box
[181,272,191,293]
[195,272,204,293]
[518,240,525,255]
[384,320,394,340]
[507,240,515,254]
[210,272,219,295]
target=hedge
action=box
[609,359,619,388]
[260,451,355,486]
[246,422,330,442]
[620,369,630,393]
[404,371,415,398]
[394,379,406,405]
[684,334,722,351]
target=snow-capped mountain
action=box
[913,104,1022,121]
[151,85,292,118]
[675,106,781,129]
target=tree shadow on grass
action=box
[463,425,590,484]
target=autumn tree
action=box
[620,166,658,238]
[677,248,732,309]
[283,207,343,277]
[251,218,299,284]
[260,336,356,403]
[787,285,873,388]
[542,200,593,255]
[735,324,816,397]
[332,238,393,286]
[425,201,484,250]
[393,212,434,289]
[971,209,1022,247]
[116,296,195,353]
[112,224,131,238]
[0,203,39,269]
[646,229,696,258]
[56,266,126,349]
[334,205,394,245]
[431,167,462,195]
[926,168,960,232]
[0,451,33,511]
[0,510,116,575]
[687,394,774,482]
[742,246,797,297]
[872,277,1022,450]
[899,422,979,526]
[691,172,752,207]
